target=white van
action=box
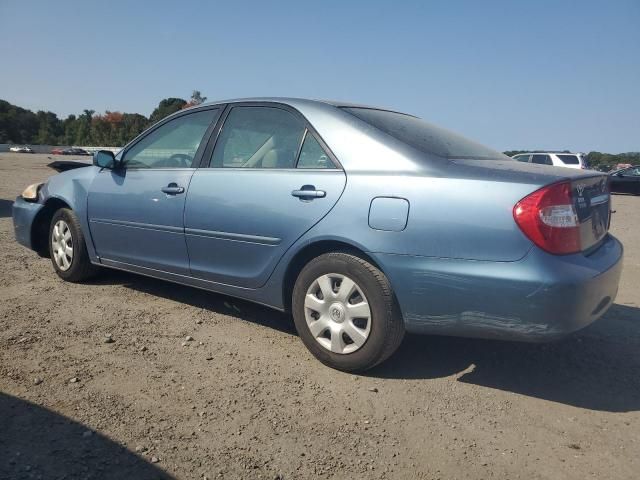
[512,152,587,169]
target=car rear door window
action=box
[557,154,580,165]
[123,109,218,169]
[531,154,552,165]
[296,131,334,169]
[211,107,305,168]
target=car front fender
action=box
[38,166,101,262]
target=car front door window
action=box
[123,109,218,169]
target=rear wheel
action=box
[292,252,404,372]
[49,208,99,282]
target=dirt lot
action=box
[0,152,638,480]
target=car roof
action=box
[197,97,416,116]
[520,152,581,155]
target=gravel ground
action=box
[1,153,638,480]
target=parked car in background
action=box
[512,152,588,169]
[609,165,640,195]
[51,147,91,156]
[12,98,622,371]
[615,163,632,171]
[9,145,34,153]
[66,148,91,156]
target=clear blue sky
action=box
[1,0,638,152]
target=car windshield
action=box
[341,107,509,160]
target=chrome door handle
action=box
[292,185,326,199]
[162,183,185,195]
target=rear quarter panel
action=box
[303,171,536,261]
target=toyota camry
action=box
[12,98,623,371]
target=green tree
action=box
[73,109,95,145]
[35,111,63,144]
[149,98,187,125]
[0,100,39,143]
[62,114,78,145]
[121,113,148,145]
[190,90,207,105]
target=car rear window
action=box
[341,107,508,160]
[557,154,580,165]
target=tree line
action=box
[1,94,637,170]
[0,91,207,147]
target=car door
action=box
[87,108,220,274]
[184,104,346,288]
[631,167,640,194]
[611,167,640,194]
[610,168,629,193]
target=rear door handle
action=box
[162,182,185,195]
[292,185,326,199]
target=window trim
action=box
[199,102,342,171]
[294,129,309,167]
[118,105,223,171]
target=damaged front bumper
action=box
[12,196,44,250]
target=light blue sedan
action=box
[12,98,623,371]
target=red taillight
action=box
[513,181,581,255]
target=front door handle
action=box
[162,182,185,195]
[292,185,326,200]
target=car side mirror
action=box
[93,150,117,169]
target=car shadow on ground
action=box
[90,270,639,413]
[0,392,173,479]
[0,198,13,218]
[89,269,296,336]
[369,304,640,412]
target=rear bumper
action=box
[372,235,623,341]
[12,196,43,250]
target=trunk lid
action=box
[571,175,611,252]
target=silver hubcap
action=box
[304,273,372,354]
[52,220,73,271]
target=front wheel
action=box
[49,208,100,282]
[292,252,404,372]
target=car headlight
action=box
[21,183,43,202]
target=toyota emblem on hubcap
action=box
[330,304,344,322]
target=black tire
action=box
[49,208,100,282]
[292,252,404,372]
